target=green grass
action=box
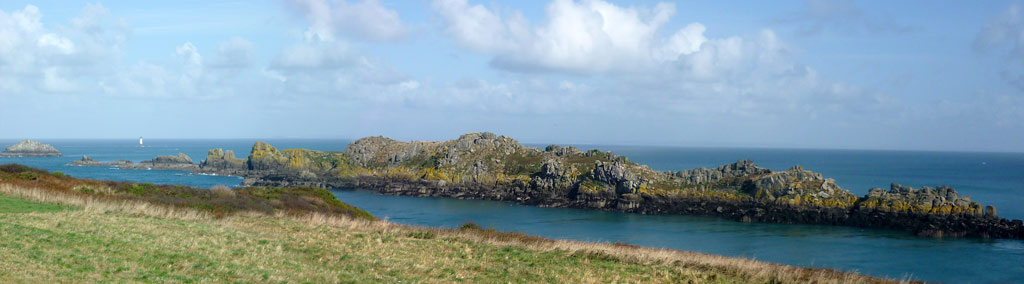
[0,163,375,221]
[0,194,75,214]
[0,191,896,283]
[0,208,716,283]
[0,166,896,283]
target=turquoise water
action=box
[2,139,1023,283]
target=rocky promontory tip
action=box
[0,140,62,157]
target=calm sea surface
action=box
[2,139,1022,283]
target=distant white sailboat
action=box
[139,136,144,147]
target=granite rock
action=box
[0,140,62,157]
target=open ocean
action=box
[2,138,1022,283]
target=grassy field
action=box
[0,193,75,213]
[0,164,906,283]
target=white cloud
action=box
[40,67,77,92]
[976,4,1024,91]
[36,33,75,54]
[654,23,707,61]
[0,5,46,74]
[272,40,356,69]
[429,0,825,102]
[0,4,130,96]
[210,37,255,68]
[431,0,812,86]
[175,42,203,92]
[433,0,692,73]
[288,0,408,42]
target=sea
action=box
[1,138,1022,283]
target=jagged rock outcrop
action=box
[0,140,62,157]
[591,160,645,194]
[246,141,351,175]
[544,145,582,156]
[248,142,288,171]
[744,166,855,204]
[857,183,983,216]
[134,153,197,170]
[200,149,246,171]
[68,155,133,167]
[144,153,193,164]
[675,160,771,184]
[69,153,196,170]
[346,132,537,173]
[345,136,440,168]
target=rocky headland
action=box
[0,140,62,157]
[71,132,1024,239]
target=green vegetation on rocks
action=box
[0,164,373,220]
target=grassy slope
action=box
[0,162,901,283]
[0,193,74,213]
[0,207,689,283]
[0,191,901,284]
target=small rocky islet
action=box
[69,132,1024,239]
[0,140,62,157]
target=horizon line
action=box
[1,137,1020,155]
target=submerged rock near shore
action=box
[70,132,1024,239]
[0,140,62,157]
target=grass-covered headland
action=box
[0,164,907,283]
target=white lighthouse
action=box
[139,136,144,147]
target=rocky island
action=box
[69,153,197,170]
[0,140,62,157]
[73,132,1024,239]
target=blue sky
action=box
[1,0,1022,152]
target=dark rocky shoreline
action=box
[312,176,1022,239]
[67,133,1024,239]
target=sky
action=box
[0,0,1022,152]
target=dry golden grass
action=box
[0,182,912,283]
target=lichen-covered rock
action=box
[741,166,857,208]
[531,158,581,192]
[67,155,133,167]
[248,142,287,171]
[345,132,541,177]
[675,160,771,184]
[0,140,62,157]
[246,141,354,175]
[201,149,246,170]
[544,145,582,156]
[856,183,983,216]
[591,160,644,194]
[345,136,442,168]
[133,153,197,170]
[144,153,193,164]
